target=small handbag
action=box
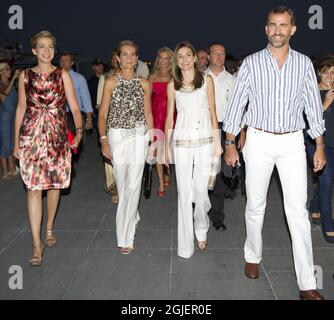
[104,161,116,193]
[67,130,78,154]
[208,156,221,190]
[142,162,152,199]
[104,161,118,203]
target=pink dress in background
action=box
[152,82,168,141]
[152,81,176,141]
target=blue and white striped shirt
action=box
[223,47,325,139]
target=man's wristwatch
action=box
[224,140,236,145]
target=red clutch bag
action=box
[67,130,78,154]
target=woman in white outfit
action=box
[98,40,154,255]
[165,41,222,259]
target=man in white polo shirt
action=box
[205,42,236,231]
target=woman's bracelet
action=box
[99,135,108,143]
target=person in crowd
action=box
[149,47,173,197]
[88,58,104,131]
[59,52,94,134]
[223,6,326,300]
[307,57,334,243]
[13,31,82,267]
[136,59,149,79]
[59,52,93,179]
[96,50,121,204]
[0,61,20,178]
[165,41,222,259]
[197,49,209,73]
[205,42,236,230]
[96,50,121,110]
[98,40,154,255]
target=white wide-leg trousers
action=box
[108,129,148,249]
[174,144,212,259]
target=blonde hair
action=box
[152,47,173,75]
[0,63,8,72]
[30,30,56,49]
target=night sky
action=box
[1,0,333,62]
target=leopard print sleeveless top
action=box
[106,73,145,130]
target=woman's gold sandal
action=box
[45,229,57,247]
[29,244,45,267]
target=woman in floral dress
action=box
[13,31,83,266]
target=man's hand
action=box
[85,119,93,130]
[224,145,239,167]
[313,147,326,172]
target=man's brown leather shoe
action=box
[245,263,259,279]
[299,290,324,300]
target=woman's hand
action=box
[165,146,172,167]
[213,142,223,157]
[12,69,21,81]
[101,140,112,160]
[70,131,82,150]
[147,142,157,164]
[324,89,334,108]
[13,144,19,159]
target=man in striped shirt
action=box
[223,6,326,300]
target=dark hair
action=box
[197,48,209,55]
[267,6,296,26]
[317,57,334,73]
[116,40,138,56]
[208,42,225,54]
[59,51,75,62]
[110,49,117,59]
[172,41,204,91]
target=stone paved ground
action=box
[0,132,333,300]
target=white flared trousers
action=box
[243,128,316,290]
[174,144,212,259]
[108,129,148,249]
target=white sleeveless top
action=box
[173,76,213,147]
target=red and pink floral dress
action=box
[19,68,71,191]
